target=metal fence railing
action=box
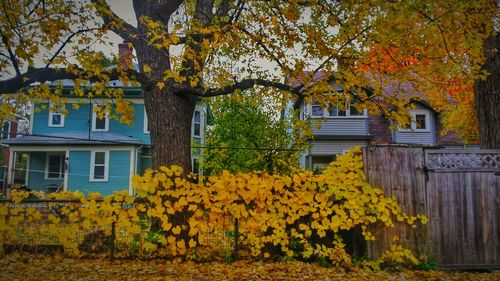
[0,199,238,260]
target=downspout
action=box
[135,145,143,174]
[88,97,92,141]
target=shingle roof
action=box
[2,131,144,145]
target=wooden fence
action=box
[363,146,500,269]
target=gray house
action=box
[299,98,371,170]
[296,98,461,170]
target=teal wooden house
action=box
[3,84,207,195]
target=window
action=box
[193,110,201,137]
[311,155,337,171]
[1,121,10,139]
[48,105,65,127]
[328,103,346,117]
[415,114,427,130]
[90,151,109,181]
[309,99,366,118]
[192,158,199,175]
[92,105,109,131]
[398,110,431,132]
[311,100,324,117]
[348,104,364,116]
[144,107,150,134]
[46,153,65,179]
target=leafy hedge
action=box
[0,148,426,266]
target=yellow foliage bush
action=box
[0,147,426,267]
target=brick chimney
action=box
[118,42,132,69]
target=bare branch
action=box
[45,28,100,67]
[240,27,290,73]
[417,9,458,63]
[229,0,245,23]
[91,0,138,42]
[0,32,21,76]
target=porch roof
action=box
[1,131,144,145]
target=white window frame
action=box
[48,105,65,127]
[310,100,325,117]
[143,107,150,134]
[45,152,65,180]
[308,100,367,119]
[192,110,201,137]
[92,104,109,132]
[398,109,431,132]
[90,150,109,182]
[192,157,200,175]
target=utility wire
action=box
[1,132,299,151]
[8,167,131,179]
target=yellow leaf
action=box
[172,225,181,235]
[167,235,176,244]
[188,239,197,248]
[143,64,152,74]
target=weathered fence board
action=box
[364,146,500,269]
[363,146,430,260]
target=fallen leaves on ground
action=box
[0,254,497,281]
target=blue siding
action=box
[110,104,150,143]
[33,104,91,134]
[33,103,151,144]
[67,150,131,195]
[27,152,64,191]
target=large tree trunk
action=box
[144,88,196,172]
[474,33,500,149]
[133,29,196,172]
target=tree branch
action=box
[159,0,184,22]
[0,32,21,76]
[215,0,231,18]
[91,0,137,42]
[229,0,245,23]
[45,28,100,67]
[175,78,303,98]
[0,66,142,95]
[240,27,290,74]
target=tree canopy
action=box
[0,0,497,170]
[202,92,307,175]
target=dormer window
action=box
[48,104,65,127]
[398,109,431,132]
[415,114,427,130]
[92,104,109,131]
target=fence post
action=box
[110,221,115,261]
[232,218,239,261]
